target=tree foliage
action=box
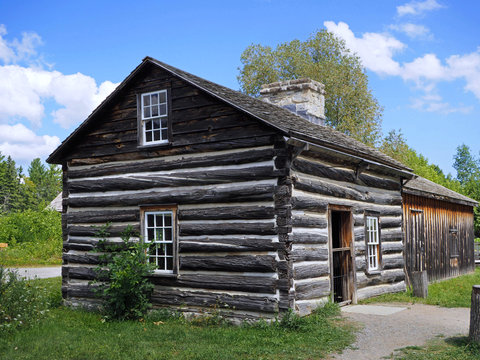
[238,30,383,146]
[0,154,61,215]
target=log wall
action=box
[403,193,475,283]
[290,152,406,314]
[61,65,289,319]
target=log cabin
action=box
[47,57,476,318]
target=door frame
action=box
[328,204,357,305]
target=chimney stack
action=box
[260,78,326,126]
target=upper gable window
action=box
[140,90,168,145]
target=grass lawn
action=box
[390,337,480,359]
[360,267,480,308]
[0,277,355,360]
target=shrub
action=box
[94,225,154,321]
[0,267,60,334]
[0,209,62,265]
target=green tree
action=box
[28,158,62,205]
[238,30,383,146]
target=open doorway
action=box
[330,209,354,305]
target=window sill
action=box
[138,142,171,150]
[149,271,178,278]
[365,270,382,276]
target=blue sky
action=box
[0,0,479,176]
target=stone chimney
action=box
[259,78,326,126]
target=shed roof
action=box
[47,57,411,173]
[47,192,63,212]
[403,176,478,207]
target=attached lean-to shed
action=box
[403,176,477,283]
[47,56,450,319]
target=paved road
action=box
[331,303,470,360]
[6,266,62,279]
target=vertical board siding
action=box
[403,193,475,283]
[290,154,405,311]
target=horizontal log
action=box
[380,217,403,229]
[382,256,405,270]
[173,113,257,136]
[357,281,406,300]
[292,157,401,191]
[293,175,402,206]
[290,232,328,244]
[67,224,140,237]
[148,274,277,294]
[64,252,101,265]
[179,222,277,236]
[292,214,327,228]
[179,236,281,252]
[151,288,278,313]
[179,255,277,272]
[68,182,275,208]
[293,262,329,280]
[178,205,275,221]
[63,283,101,299]
[356,269,405,289]
[382,230,403,242]
[67,135,276,165]
[295,278,330,300]
[291,196,328,212]
[66,209,139,224]
[290,247,328,262]
[69,165,278,193]
[382,241,404,254]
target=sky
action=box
[0,0,479,176]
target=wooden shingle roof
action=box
[404,176,478,207]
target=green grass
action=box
[0,278,355,360]
[390,337,480,359]
[360,267,480,308]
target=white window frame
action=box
[143,209,175,273]
[366,216,380,272]
[140,90,168,146]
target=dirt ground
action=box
[331,303,470,360]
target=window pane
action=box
[143,95,150,106]
[159,91,166,103]
[152,106,159,117]
[147,229,154,241]
[166,243,173,256]
[145,131,152,142]
[157,214,164,227]
[164,228,172,241]
[161,119,168,129]
[145,120,152,131]
[159,104,167,116]
[151,93,158,104]
[164,214,172,226]
[158,243,165,255]
[158,257,165,270]
[147,214,154,226]
[148,246,156,257]
[155,228,163,241]
[153,119,160,129]
[144,107,151,119]
[166,257,173,270]
[154,131,160,141]
[161,129,168,140]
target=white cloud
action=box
[389,23,432,39]
[324,21,405,76]
[0,25,118,129]
[0,123,61,162]
[397,0,444,17]
[325,20,480,114]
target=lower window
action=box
[142,207,176,273]
[365,215,381,272]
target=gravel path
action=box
[6,266,61,279]
[331,303,470,360]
